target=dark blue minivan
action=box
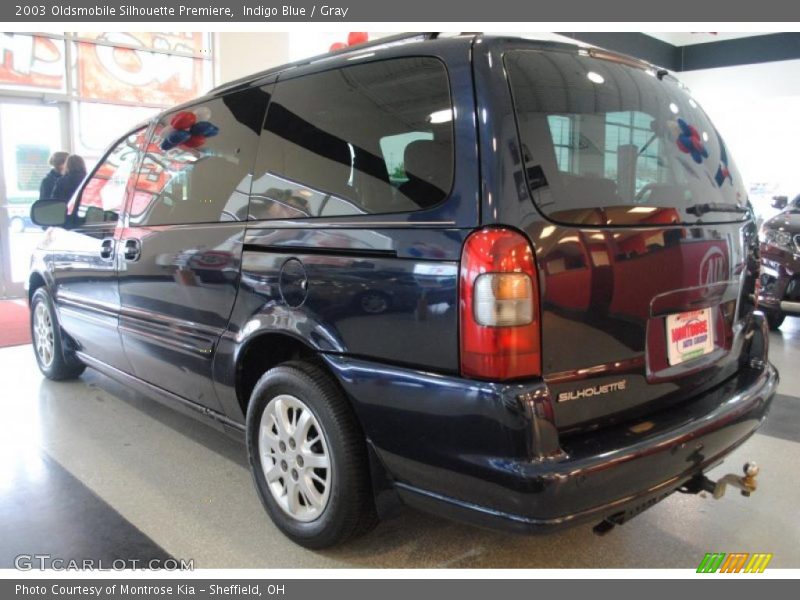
[28,34,778,547]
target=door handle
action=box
[100,239,114,260]
[123,239,141,262]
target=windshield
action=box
[505,50,749,226]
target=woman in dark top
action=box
[51,155,87,202]
[39,151,68,201]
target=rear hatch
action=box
[502,47,758,433]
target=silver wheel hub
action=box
[259,394,331,522]
[33,303,55,368]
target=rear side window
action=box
[505,50,748,226]
[73,129,146,225]
[250,57,454,220]
[129,87,268,226]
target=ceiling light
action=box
[540,225,556,238]
[587,71,605,84]
[428,109,452,124]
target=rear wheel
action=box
[30,288,85,380]
[763,308,785,331]
[246,360,377,548]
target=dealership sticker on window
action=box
[666,308,714,366]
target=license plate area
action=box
[666,308,714,366]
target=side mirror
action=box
[30,199,68,227]
[771,195,788,210]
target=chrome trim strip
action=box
[58,305,114,327]
[56,290,120,317]
[56,294,119,319]
[245,220,458,229]
[119,305,223,338]
[118,323,214,357]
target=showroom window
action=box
[0,32,214,166]
[249,56,454,220]
[129,88,268,226]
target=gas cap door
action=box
[279,258,309,308]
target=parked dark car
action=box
[758,193,800,329]
[27,34,778,548]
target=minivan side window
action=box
[129,87,268,226]
[72,128,147,225]
[250,57,454,220]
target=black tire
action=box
[357,290,391,314]
[764,308,785,331]
[30,288,85,380]
[246,360,377,548]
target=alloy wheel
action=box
[33,303,55,368]
[259,394,331,522]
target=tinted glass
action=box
[505,50,748,226]
[74,128,146,225]
[250,57,453,220]
[130,87,267,226]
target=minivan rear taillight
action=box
[460,228,541,380]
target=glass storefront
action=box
[0,31,214,297]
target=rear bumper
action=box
[323,317,778,533]
[395,361,778,532]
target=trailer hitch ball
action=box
[742,462,759,495]
[712,462,760,499]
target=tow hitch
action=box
[680,462,760,499]
[592,462,760,536]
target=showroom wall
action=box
[214,32,290,84]
[215,31,397,84]
[679,59,800,206]
[214,31,578,85]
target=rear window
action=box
[505,50,748,226]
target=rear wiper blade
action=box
[685,202,748,216]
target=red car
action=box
[759,194,800,329]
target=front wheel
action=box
[246,360,377,548]
[30,288,85,380]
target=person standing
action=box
[51,155,87,202]
[39,151,69,201]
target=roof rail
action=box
[210,32,440,95]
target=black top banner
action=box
[3,0,800,22]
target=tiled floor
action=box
[1,320,798,569]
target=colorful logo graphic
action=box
[697,552,773,573]
[160,107,219,152]
[675,118,708,164]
